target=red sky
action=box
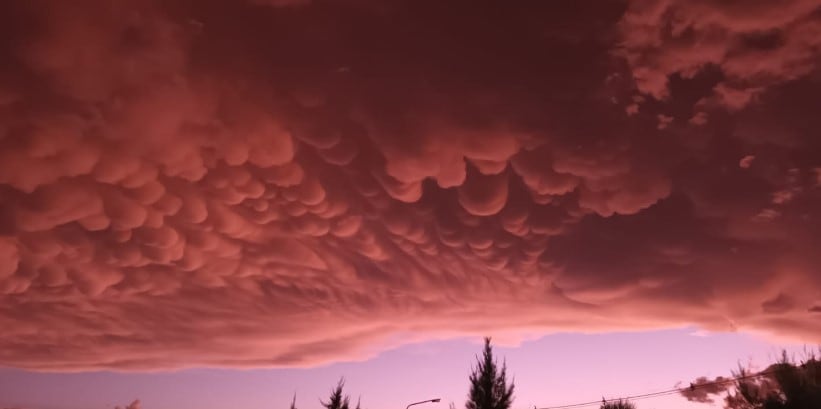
[0,0,820,405]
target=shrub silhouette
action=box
[600,399,635,409]
[726,352,821,409]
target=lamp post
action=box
[405,398,441,409]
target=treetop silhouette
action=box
[466,337,515,409]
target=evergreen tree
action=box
[290,393,297,409]
[321,378,351,409]
[466,337,514,409]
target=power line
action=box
[537,368,778,409]
[538,369,777,409]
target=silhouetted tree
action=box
[321,378,351,409]
[600,399,635,409]
[466,337,514,409]
[290,393,297,409]
[726,352,821,409]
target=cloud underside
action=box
[0,0,820,370]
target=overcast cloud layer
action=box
[0,0,820,370]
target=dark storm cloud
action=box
[0,0,819,370]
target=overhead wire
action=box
[537,368,779,409]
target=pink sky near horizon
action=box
[0,328,811,409]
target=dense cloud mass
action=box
[0,0,820,370]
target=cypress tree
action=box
[466,337,514,409]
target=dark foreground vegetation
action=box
[294,339,821,409]
[723,352,821,409]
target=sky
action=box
[0,0,820,408]
[0,329,811,409]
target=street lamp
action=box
[405,398,441,409]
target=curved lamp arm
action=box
[406,398,441,409]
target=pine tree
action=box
[466,337,514,409]
[321,378,351,409]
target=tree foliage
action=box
[321,378,351,409]
[466,337,515,409]
[726,352,821,409]
[600,399,635,409]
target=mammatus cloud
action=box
[619,0,821,113]
[0,0,820,370]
